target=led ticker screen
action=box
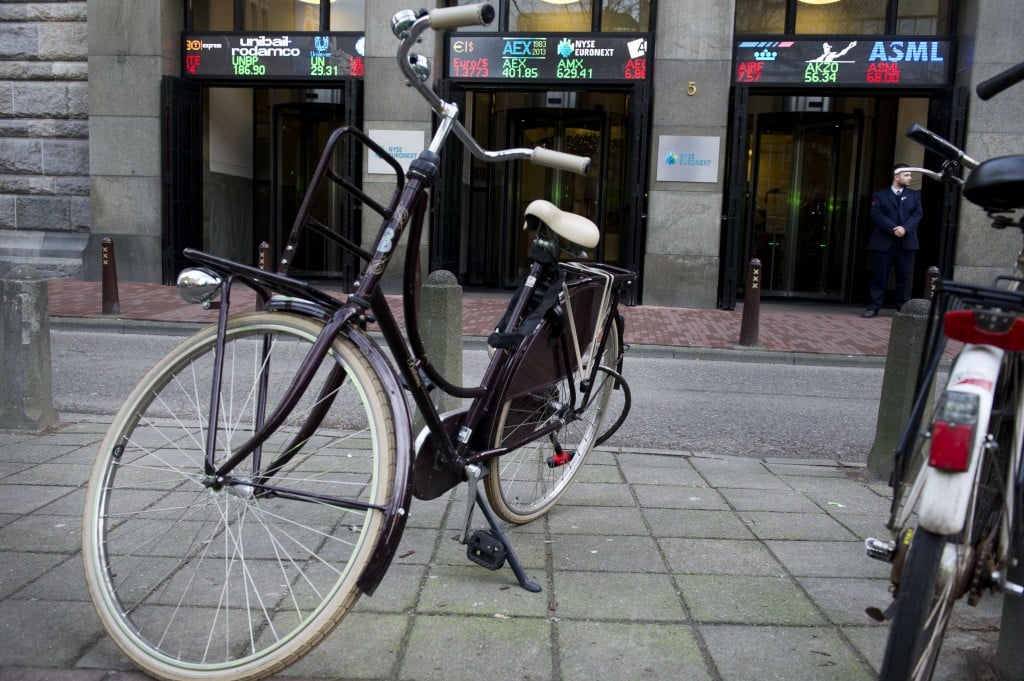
[733,38,951,88]
[448,34,650,82]
[182,33,364,81]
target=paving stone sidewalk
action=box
[0,414,1003,681]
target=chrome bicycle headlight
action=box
[391,9,418,38]
[407,53,431,82]
[177,267,222,306]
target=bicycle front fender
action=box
[919,344,1003,536]
[346,328,415,597]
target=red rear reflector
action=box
[944,310,1024,350]
[929,421,973,471]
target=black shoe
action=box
[862,309,878,318]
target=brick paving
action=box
[46,279,894,356]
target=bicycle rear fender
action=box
[345,329,415,597]
[919,344,1003,536]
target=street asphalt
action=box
[0,292,1010,681]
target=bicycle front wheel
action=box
[82,312,397,681]
[485,321,621,524]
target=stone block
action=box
[87,56,161,117]
[67,81,88,117]
[0,24,37,60]
[42,139,89,176]
[87,0,160,56]
[0,139,42,174]
[641,253,718,308]
[646,189,723,258]
[651,60,732,127]
[37,23,88,60]
[90,175,160,236]
[655,0,733,60]
[15,196,70,230]
[70,196,90,230]
[88,115,161,177]
[0,197,15,228]
[11,82,69,117]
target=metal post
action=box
[100,237,120,315]
[738,258,762,347]
[258,241,270,271]
[924,265,940,299]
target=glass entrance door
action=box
[503,111,603,286]
[449,90,634,291]
[750,113,860,298]
[273,101,357,283]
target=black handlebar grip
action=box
[905,123,965,162]
[976,62,1024,101]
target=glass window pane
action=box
[510,0,594,32]
[601,0,651,31]
[795,0,888,34]
[735,0,786,34]
[897,0,952,35]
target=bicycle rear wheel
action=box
[82,312,397,681]
[485,321,620,524]
[878,527,954,681]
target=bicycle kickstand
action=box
[460,464,542,593]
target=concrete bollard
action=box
[419,270,463,418]
[0,266,58,431]
[867,299,931,480]
[738,258,762,347]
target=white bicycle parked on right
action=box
[865,59,1024,681]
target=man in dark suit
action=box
[863,164,923,317]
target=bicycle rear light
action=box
[928,391,980,472]
[944,309,1024,350]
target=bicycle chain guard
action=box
[412,407,467,500]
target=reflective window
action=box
[451,0,650,32]
[897,0,953,35]
[601,0,651,31]
[735,0,786,34]
[190,0,365,31]
[735,0,952,36]
[795,0,888,34]
[509,0,594,32]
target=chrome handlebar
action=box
[393,4,592,175]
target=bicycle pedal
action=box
[466,529,506,570]
[546,450,575,468]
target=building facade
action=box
[0,0,1021,308]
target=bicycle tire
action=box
[878,527,953,681]
[485,320,620,524]
[82,312,397,681]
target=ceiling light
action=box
[798,0,841,4]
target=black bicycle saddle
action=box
[963,155,1024,211]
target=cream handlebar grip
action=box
[531,147,591,175]
[427,4,495,29]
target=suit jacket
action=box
[868,187,922,252]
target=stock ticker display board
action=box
[733,38,952,88]
[182,33,365,81]
[447,34,650,82]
